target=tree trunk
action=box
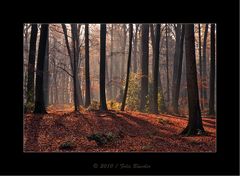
[181,24,205,136]
[165,24,170,107]
[202,24,209,109]
[140,24,149,112]
[208,24,215,115]
[198,24,203,109]
[26,24,38,112]
[85,24,91,107]
[149,24,155,113]
[152,24,161,114]
[172,25,185,114]
[172,24,181,114]
[34,24,48,114]
[109,24,114,100]
[99,24,108,111]
[121,24,133,111]
[43,33,49,107]
[132,24,139,73]
[71,24,80,111]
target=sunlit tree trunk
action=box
[109,24,114,100]
[165,24,170,107]
[132,24,139,73]
[198,24,203,109]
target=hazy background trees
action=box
[23,23,216,116]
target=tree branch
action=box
[56,65,73,78]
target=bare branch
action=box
[56,65,73,78]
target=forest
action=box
[23,23,216,152]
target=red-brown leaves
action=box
[24,106,216,152]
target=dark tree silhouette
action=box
[99,24,108,111]
[181,24,205,136]
[85,24,91,107]
[26,24,38,112]
[140,24,149,111]
[34,24,48,114]
[152,24,161,114]
[202,24,209,109]
[172,25,185,114]
[208,24,215,115]
[121,24,133,111]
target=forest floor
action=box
[24,105,216,152]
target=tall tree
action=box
[208,24,215,115]
[71,24,80,111]
[132,24,139,73]
[34,24,48,114]
[172,25,185,114]
[109,24,114,99]
[149,24,155,113]
[26,24,38,112]
[99,24,108,111]
[85,24,91,107]
[62,24,83,111]
[152,24,161,114]
[43,32,49,106]
[121,24,133,111]
[198,24,203,109]
[181,24,205,136]
[165,24,170,106]
[202,24,209,109]
[140,24,149,111]
[171,24,181,113]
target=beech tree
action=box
[181,24,205,136]
[121,24,133,111]
[99,24,108,111]
[208,24,215,115]
[140,24,149,112]
[26,24,38,112]
[34,24,49,114]
[85,24,91,107]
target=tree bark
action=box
[171,24,181,113]
[71,24,80,111]
[43,33,49,107]
[109,24,114,100]
[198,24,203,109]
[100,24,108,111]
[26,24,38,112]
[165,24,170,106]
[152,24,161,114]
[85,24,91,107]
[140,24,149,112]
[121,24,133,111]
[208,24,215,115]
[202,24,209,109]
[132,24,139,73]
[181,24,205,136]
[172,25,185,114]
[34,24,48,114]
